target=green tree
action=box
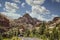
[32,28,39,37]
[57,23,60,40]
[49,27,59,40]
[32,28,36,35]
[39,22,46,35]
[0,33,3,40]
[24,29,30,37]
[44,28,50,38]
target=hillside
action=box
[0,13,60,32]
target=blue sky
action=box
[0,0,60,21]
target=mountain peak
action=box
[23,13,31,17]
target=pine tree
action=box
[32,28,36,35]
[32,28,37,37]
[39,22,46,35]
[0,33,3,40]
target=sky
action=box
[0,0,60,21]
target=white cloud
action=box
[32,6,50,14]
[29,12,47,21]
[25,0,52,21]
[26,11,30,13]
[26,0,49,14]
[1,12,21,19]
[26,0,45,6]
[29,12,58,21]
[47,14,59,21]
[4,2,19,13]
[29,5,51,21]
[21,3,25,7]
[1,2,21,19]
[26,0,59,21]
[12,0,20,3]
[56,0,60,2]
[52,14,59,17]
[0,3,2,7]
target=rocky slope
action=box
[11,13,42,29]
[0,13,10,32]
[0,13,60,32]
[0,13,10,27]
[48,17,60,28]
[0,13,42,33]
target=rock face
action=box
[13,13,42,29]
[0,13,10,27]
[48,17,60,28]
[53,17,60,24]
[53,17,60,22]
[0,13,10,32]
[10,14,60,29]
[0,13,60,33]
